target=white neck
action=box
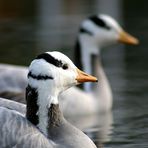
[29,79,59,136]
[79,35,112,106]
[79,35,100,92]
[92,56,113,110]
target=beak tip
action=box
[119,31,140,45]
[131,38,139,45]
[135,39,140,45]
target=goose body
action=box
[0,51,97,148]
[0,97,26,114]
[0,64,27,103]
[0,14,139,115]
[0,105,96,148]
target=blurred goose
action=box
[60,14,139,115]
[0,14,139,115]
[0,51,97,148]
[0,64,27,102]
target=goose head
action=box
[78,14,139,51]
[28,51,97,98]
[75,14,139,92]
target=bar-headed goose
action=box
[0,14,139,115]
[60,14,139,115]
[0,51,97,148]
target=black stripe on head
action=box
[89,16,110,30]
[79,27,93,36]
[28,71,53,80]
[36,53,63,68]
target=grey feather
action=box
[0,107,54,148]
[0,97,26,115]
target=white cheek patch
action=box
[82,19,100,36]
[29,59,55,79]
[63,69,77,87]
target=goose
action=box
[0,51,98,148]
[57,14,139,115]
[0,64,27,103]
[0,14,139,115]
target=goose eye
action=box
[62,64,68,70]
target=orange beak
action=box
[76,68,98,83]
[118,30,139,45]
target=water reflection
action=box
[67,111,113,143]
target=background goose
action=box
[0,14,139,115]
[0,51,97,148]
[55,14,139,115]
[0,64,27,102]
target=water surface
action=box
[0,0,148,147]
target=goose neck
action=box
[75,37,101,92]
[26,85,63,137]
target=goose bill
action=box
[76,68,98,83]
[118,30,139,45]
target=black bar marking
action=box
[80,27,93,36]
[89,16,110,30]
[28,71,53,80]
[36,53,63,68]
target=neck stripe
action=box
[28,71,53,80]
[26,85,39,126]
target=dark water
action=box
[0,0,148,147]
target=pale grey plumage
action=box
[0,100,96,148]
[0,97,26,115]
[0,64,27,103]
[0,107,54,148]
[0,52,97,148]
